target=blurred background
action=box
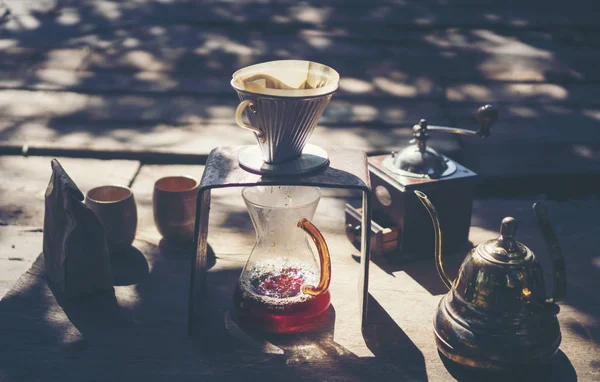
[1,0,599,196]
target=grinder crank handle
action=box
[424,104,499,139]
[533,202,567,303]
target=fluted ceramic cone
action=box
[232,60,339,164]
[234,90,332,163]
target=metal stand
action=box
[188,145,372,336]
[238,144,329,176]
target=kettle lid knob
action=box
[478,216,529,263]
[500,217,518,239]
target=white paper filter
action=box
[232,60,339,97]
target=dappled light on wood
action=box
[0,4,598,382]
[0,1,599,378]
[0,0,597,176]
[0,0,596,176]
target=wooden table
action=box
[0,155,598,381]
[1,1,600,379]
[2,0,600,185]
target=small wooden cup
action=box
[153,176,199,243]
[85,185,137,252]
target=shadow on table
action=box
[47,281,127,344]
[363,293,428,381]
[159,238,216,269]
[43,244,151,344]
[440,350,577,382]
[353,247,467,296]
[192,265,427,381]
[0,225,585,381]
[110,245,149,286]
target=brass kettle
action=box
[415,191,566,370]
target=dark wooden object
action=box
[346,154,478,261]
[345,205,398,257]
[43,159,113,298]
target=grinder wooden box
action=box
[345,154,478,260]
[345,105,497,260]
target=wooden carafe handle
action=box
[298,218,331,297]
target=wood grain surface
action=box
[0,160,598,381]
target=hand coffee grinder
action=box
[345,105,498,259]
[187,60,373,337]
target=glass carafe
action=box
[233,185,331,334]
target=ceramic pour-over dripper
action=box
[231,60,340,175]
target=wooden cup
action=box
[85,185,137,252]
[153,176,199,243]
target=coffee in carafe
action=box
[233,186,331,334]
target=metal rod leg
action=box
[359,190,372,331]
[188,189,211,336]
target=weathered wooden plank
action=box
[305,26,600,48]
[0,156,140,226]
[460,120,600,146]
[4,25,600,85]
[1,167,599,379]
[0,47,90,72]
[5,0,595,14]
[1,0,57,15]
[426,49,600,83]
[4,0,598,11]
[0,38,442,79]
[67,52,447,96]
[393,28,600,82]
[444,56,600,83]
[4,1,597,30]
[0,90,445,125]
[461,142,600,177]
[0,117,460,160]
[446,83,600,105]
[449,102,600,120]
[4,12,600,51]
[0,38,446,102]
[119,4,600,29]
[0,142,209,164]
[447,104,600,143]
[4,36,600,86]
[5,21,600,52]
[446,103,600,176]
[0,226,43,299]
[0,68,444,100]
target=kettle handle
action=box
[298,218,332,297]
[533,203,566,303]
[415,191,453,290]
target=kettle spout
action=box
[414,191,453,290]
